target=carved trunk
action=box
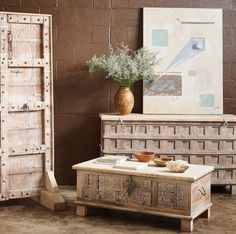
[73,159,213,232]
[100,114,236,193]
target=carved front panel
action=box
[79,173,129,204]
[154,182,185,210]
[130,188,152,206]
[82,188,99,200]
[157,182,176,209]
[99,175,124,191]
[78,172,187,212]
[100,190,128,203]
[80,174,99,200]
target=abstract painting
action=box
[143,8,223,114]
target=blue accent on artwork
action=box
[165,37,205,71]
[144,79,176,93]
[152,29,168,46]
[143,74,182,96]
[159,79,176,89]
[200,94,215,107]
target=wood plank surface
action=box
[100,114,236,186]
[73,159,214,182]
[0,12,53,200]
[100,113,236,122]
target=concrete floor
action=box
[0,187,235,234]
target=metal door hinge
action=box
[8,31,13,60]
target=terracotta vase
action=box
[114,87,134,115]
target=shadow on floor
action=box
[0,186,235,234]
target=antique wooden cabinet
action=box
[73,158,214,232]
[0,12,53,200]
[100,114,236,194]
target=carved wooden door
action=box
[0,12,53,200]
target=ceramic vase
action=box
[114,87,134,115]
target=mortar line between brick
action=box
[108,0,112,112]
[108,0,112,46]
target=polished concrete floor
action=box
[0,187,235,234]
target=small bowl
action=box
[153,158,166,167]
[153,157,173,167]
[134,151,155,162]
[160,157,173,162]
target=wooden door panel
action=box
[9,128,43,146]
[9,23,42,59]
[8,68,43,103]
[9,154,44,175]
[9,110,44,147]
[9,172,44,190]
[9,112,43,129]
[9,86,43,103]
[9,68,42,85]
[0,13,53,200]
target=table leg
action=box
[199,208,211,219]
[231,185,236,195]
[181,219,193,232]
[76,205,87,216]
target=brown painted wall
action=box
[0,0,236,184]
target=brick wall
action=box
[1,0,236,184]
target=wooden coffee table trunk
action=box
[73,159,214,232]
[100,114,236,194]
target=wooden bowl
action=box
[153,157,173,167]
[134,151,155,162]
[160,157,173,162]
[153,158,166,167]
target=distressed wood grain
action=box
[0,12,53,200]
[74,159,213,232]
[100,114,236,187]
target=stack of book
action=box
[94,155,149,170]
[95,155,129,165]
[113,161,148,170]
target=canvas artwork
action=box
[143,8,223,114]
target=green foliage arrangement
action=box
[87,44,158,87]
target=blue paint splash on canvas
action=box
[165,37,205,71]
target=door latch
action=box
[22,103,30,112]
[126,176,136,196]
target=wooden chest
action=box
[73,159,214,232]
[100,114,236,194]
[0,12,53,200]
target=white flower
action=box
[87,44,159,87]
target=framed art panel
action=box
[143,8,223,114]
